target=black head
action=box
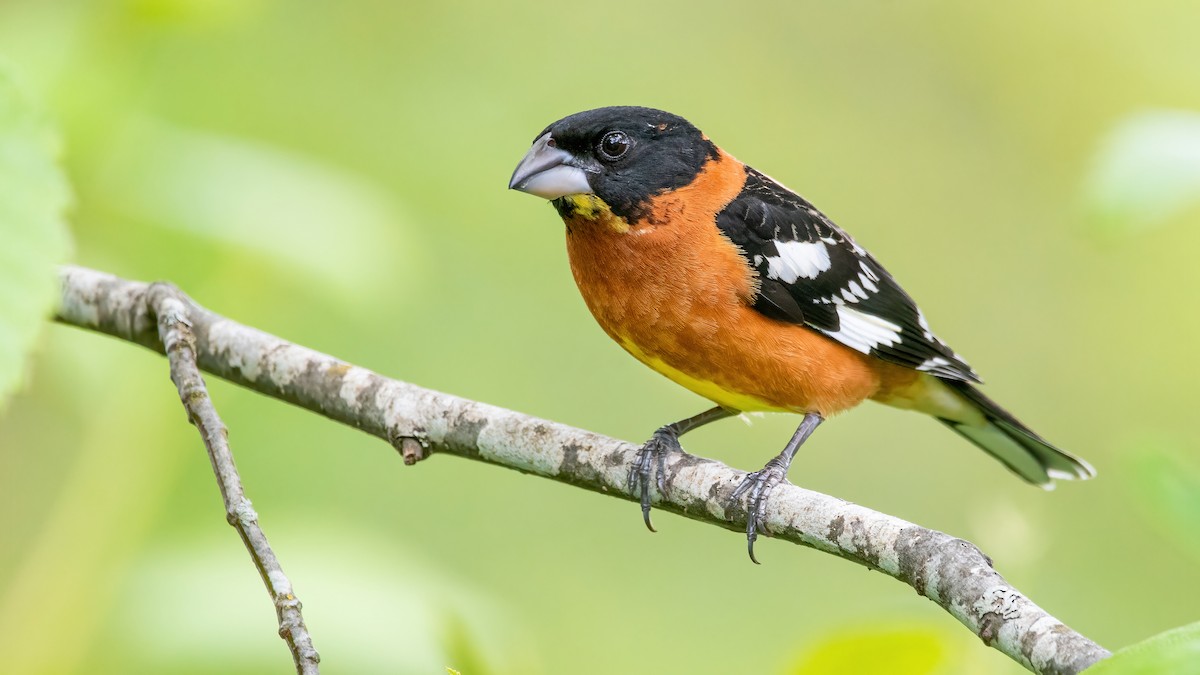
[509,106,718,220]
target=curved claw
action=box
[629,445,657,531]
[641,501,656,532]
[742,473,766,564]
[729,412,820,564]
[731,462,788,564]
[628,428,683,533]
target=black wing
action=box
[717,167,980,382]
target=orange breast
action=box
[563,150,911,416]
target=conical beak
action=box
[508,133,593,199]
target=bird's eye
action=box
[598,131,632,161]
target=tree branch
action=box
[142,281,320,673]
[53,265,1110,675]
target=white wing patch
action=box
[824,306,902,353]
[765,240,831,283]
[859,261,880,292]
[916,356,951,372]
[813,262,880,306]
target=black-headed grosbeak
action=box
[509,106,1094,562]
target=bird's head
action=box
[509,106,718,222]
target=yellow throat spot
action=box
[618,337,786,413]
[561,194,608,219]
[561,194,629,232]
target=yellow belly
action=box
[618,337,788,412]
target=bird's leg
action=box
[731,412,824,564]
[630,406,736,532]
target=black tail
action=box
[939,380,1095,487]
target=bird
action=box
[508,106,1094,562]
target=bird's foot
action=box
[730,457,791,564]
[628,427,685,532]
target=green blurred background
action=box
[2,1,1200,673]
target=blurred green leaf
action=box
[1085,621,1200,675]
[787,623,965,675]
[0,61,71,410]
[1123,442,1200,562]
[1084,110,1200,236]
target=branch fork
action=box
[144,280,319,674]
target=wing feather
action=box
[717,168,979,382]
